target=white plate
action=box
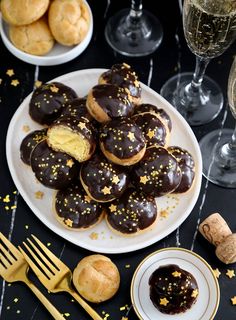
[131,248,220,320]
[0,1,93,66]
[6,69,202,254]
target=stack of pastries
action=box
[20,63,196,236]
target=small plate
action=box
[131,248,220,320]
[0,1,93,66]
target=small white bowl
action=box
[0,1,93,66]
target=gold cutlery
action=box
[0,232,65,320]
[19,235,103,320]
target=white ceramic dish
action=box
[0,1,93,66]
[131,248,220,320]
[6,69,202,254]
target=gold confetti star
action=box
[127,131,135,141]
[226,269,235,279]
[160,297,169,306]
[6,69,14,77]
[22,125,30,132]
[89,232,98,240]
[35,191,44,199]
[11,79,20,87]
[3,195,10,203]
[147,129,155,139]
[78,122,86,130]
[101,186,111,195]
[65,218,73,227]
[84,195,92,203]
[213,268,221,279]
[191,289,199,298]
[66,159,74,167]
[172,271,181,277]
[112,175,120,184]
[140,176,149,184]
[231,296,236,305]
[109,204,117,212]
[160,210,169,218]
[50,85,59,93]
[34,80,42,88]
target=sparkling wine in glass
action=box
[200,57,236,187]
[105,0,163,57]
[161,0,236,126]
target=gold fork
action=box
[19,235,103,320]
[0,232,65,320]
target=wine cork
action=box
[199,213,232,247]
[216,234,236,264]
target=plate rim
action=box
[130,247,220,320]
[0,0,93,66]
[6,68,202,254]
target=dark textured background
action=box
[0,0,236,319]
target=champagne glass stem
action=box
[130,0,142,17]
[185,57,210,96]
[220,123,236,159]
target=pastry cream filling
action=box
[48,126,90,162]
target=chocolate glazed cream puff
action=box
[80,152,129,203]
[99,117,146,166]
[105,188,158,236]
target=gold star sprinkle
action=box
[231,296,236,305]
[101,186,111,195]
[140,176,149,184]
[11,79,19,87]
[78,122,86,130]
[109,204,117,212]
[50,85,59,93]
[89,232,98,240]
[22,125,30,132]
[147,129,155,139]
[127,131,135,141]
[226,269,235,279]
[35,191,44,199]
[172,271,181,277]
[65,219,73,227]
[191,289,199,298]
[6,69,14,77]
[112,175,120,184]
[84,195,92,203]
[66,159,74,167]
[160,297,169,306]
[35,80,42,88]
[213,268,221,279]
[160,210,169,218]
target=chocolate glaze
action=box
[91,84,134,118]
[131,146,182,197]
[31,140,79,189]
[20,129,47,165]
[80,152,129,202]
[106,188,157,234]
[55,183,103,229]
[99,63,141,100]
[61,98,94,122]
[48,115,96,155]
[29,82,77,125]
[168,146,195,193]
[149,264,199,314]
[99,117,146,159]
[135,103,172,131]
[132,112,169,148]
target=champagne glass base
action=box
[160,72,224,126]
[105,9,163,57]
[200,129,236,188]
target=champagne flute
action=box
[161,0,236,126]
[200,57,236,187]
[105,0,163,57]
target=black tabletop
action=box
[0,1,236,319]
